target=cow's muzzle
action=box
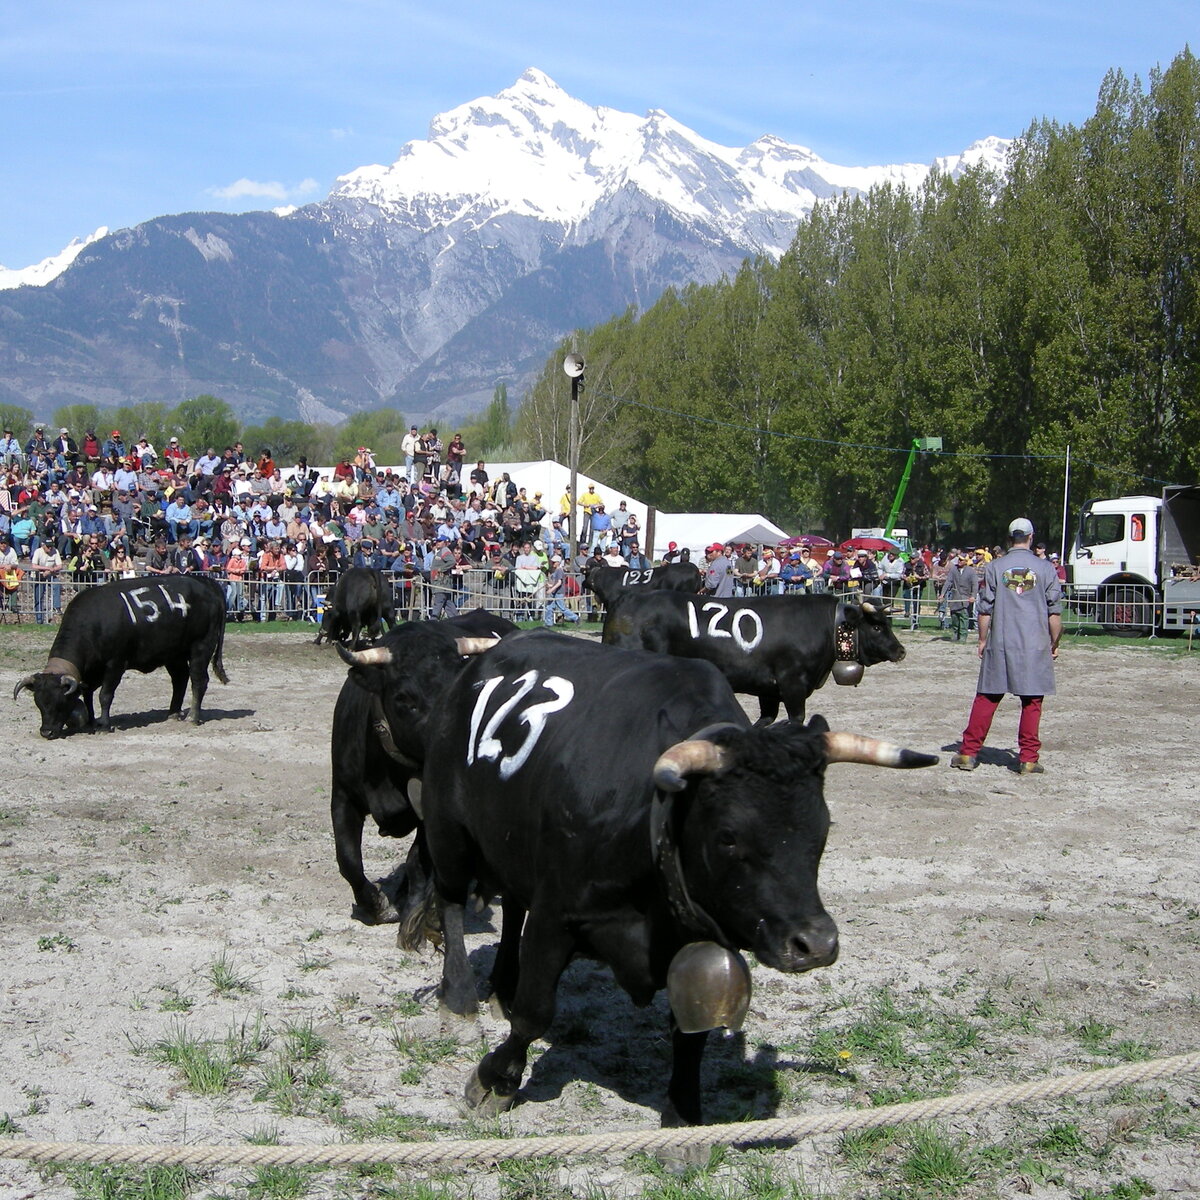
[757,914,839,973]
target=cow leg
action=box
[97,672,125,730]
[187,651,210,724]
[755,694,781,726]
[332,793,399,925]
[780,681,811,723]
[465,913,573,1114]
[82,689,97,730]
[664,1023,710,1126]
[165,662,189,720]
[486,896,526,1019]
[436,898,478,1019]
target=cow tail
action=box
[398,869,439,952]
[212,612,230,685]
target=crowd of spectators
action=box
[0,418,1068,628]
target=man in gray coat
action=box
[951,518,1062,774]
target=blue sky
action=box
[1,0,1194,268]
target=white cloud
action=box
[210,177,289,201]
[208,177,323,203]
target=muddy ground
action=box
[0,624,1197,1199]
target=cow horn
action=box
[13,673,40,700]
[860,600,877,614]
[338,645,394,667]
[59,675,79,695]
[654,740,732,792]
[823,731,938,769]
[455,636,500,656]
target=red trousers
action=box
[960,693,1044,763]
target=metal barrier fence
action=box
[0,572,1169,636]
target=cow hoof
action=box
[352,901,400,926]
[464,1067,517,1115]
[169,711,187,721]
[438,998,477,1024]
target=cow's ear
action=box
[346,664,388,696]
[805,714,830,736]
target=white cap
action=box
[1009,517,1034,538]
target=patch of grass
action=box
[155,985,195,1013]
[1078,1181,1157,1200]
[207,949,255,997]
[497,1157,572,1200]
[277,985,313,1001]
[37,931,78,952]
[42,1163,201,1200]
[336,1105,454,1142]
[296,949,331,973]
[144,1017,267,1095]
[0,1112,22,1134]
[899,1124,978,1191]
[387,1025,461,1086]
[245,1164,316,1200]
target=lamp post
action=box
[564,353,584,558]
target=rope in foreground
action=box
[2,1052,1197,1171]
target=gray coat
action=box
[976,547,1062,696]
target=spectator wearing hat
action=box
[848,548,879,596]
[822,550,852,594]
[578,483,602,544]
[26,426,51,466]
[102,430,126,462]
[224,540,252,617]
[543,554,580,627]
[704,543,734,597]
[0,428,23,469]
[52,428,78,468]
[941,549,979,641]
[162,436,189,474]
[30,539,64,621]
[1049,551,1067,582]
[951,517,1062,774]
[602,542,626,568]
[661,540,682,564]
[780,549,813,594]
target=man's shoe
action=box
[1018,761,1045,775]
[950,754,977,771]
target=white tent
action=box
[487,462,787,559]
[326,457,788,560]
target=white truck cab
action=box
[1071,487,1200,633]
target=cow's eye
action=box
[717,829,738,849]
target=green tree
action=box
[108,402,173,454]
[173,395,240,455]
[332,408,408,468]
[52,404,106,440]
[0,404,34,442]
[241,417,333,466]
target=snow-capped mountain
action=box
[0,227,108,291]
[0,70,1009,423]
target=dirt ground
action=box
[1,624,1197,1200]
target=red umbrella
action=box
[840,535,904,553]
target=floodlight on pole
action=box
[564,354,585,557]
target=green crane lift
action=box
[883,437,942,540]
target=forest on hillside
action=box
[516,49,1200,545]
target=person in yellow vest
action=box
[579,483,602,543]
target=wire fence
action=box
[0,571,1179,638]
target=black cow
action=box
[330,608,516,926]
[13,576,228,738]
[314,567,395,649]
[584,561,702,614]
[603,592,905,723]
[414,630,935,1126]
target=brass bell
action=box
[832,660,864,686]
[667,941,752,1033]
